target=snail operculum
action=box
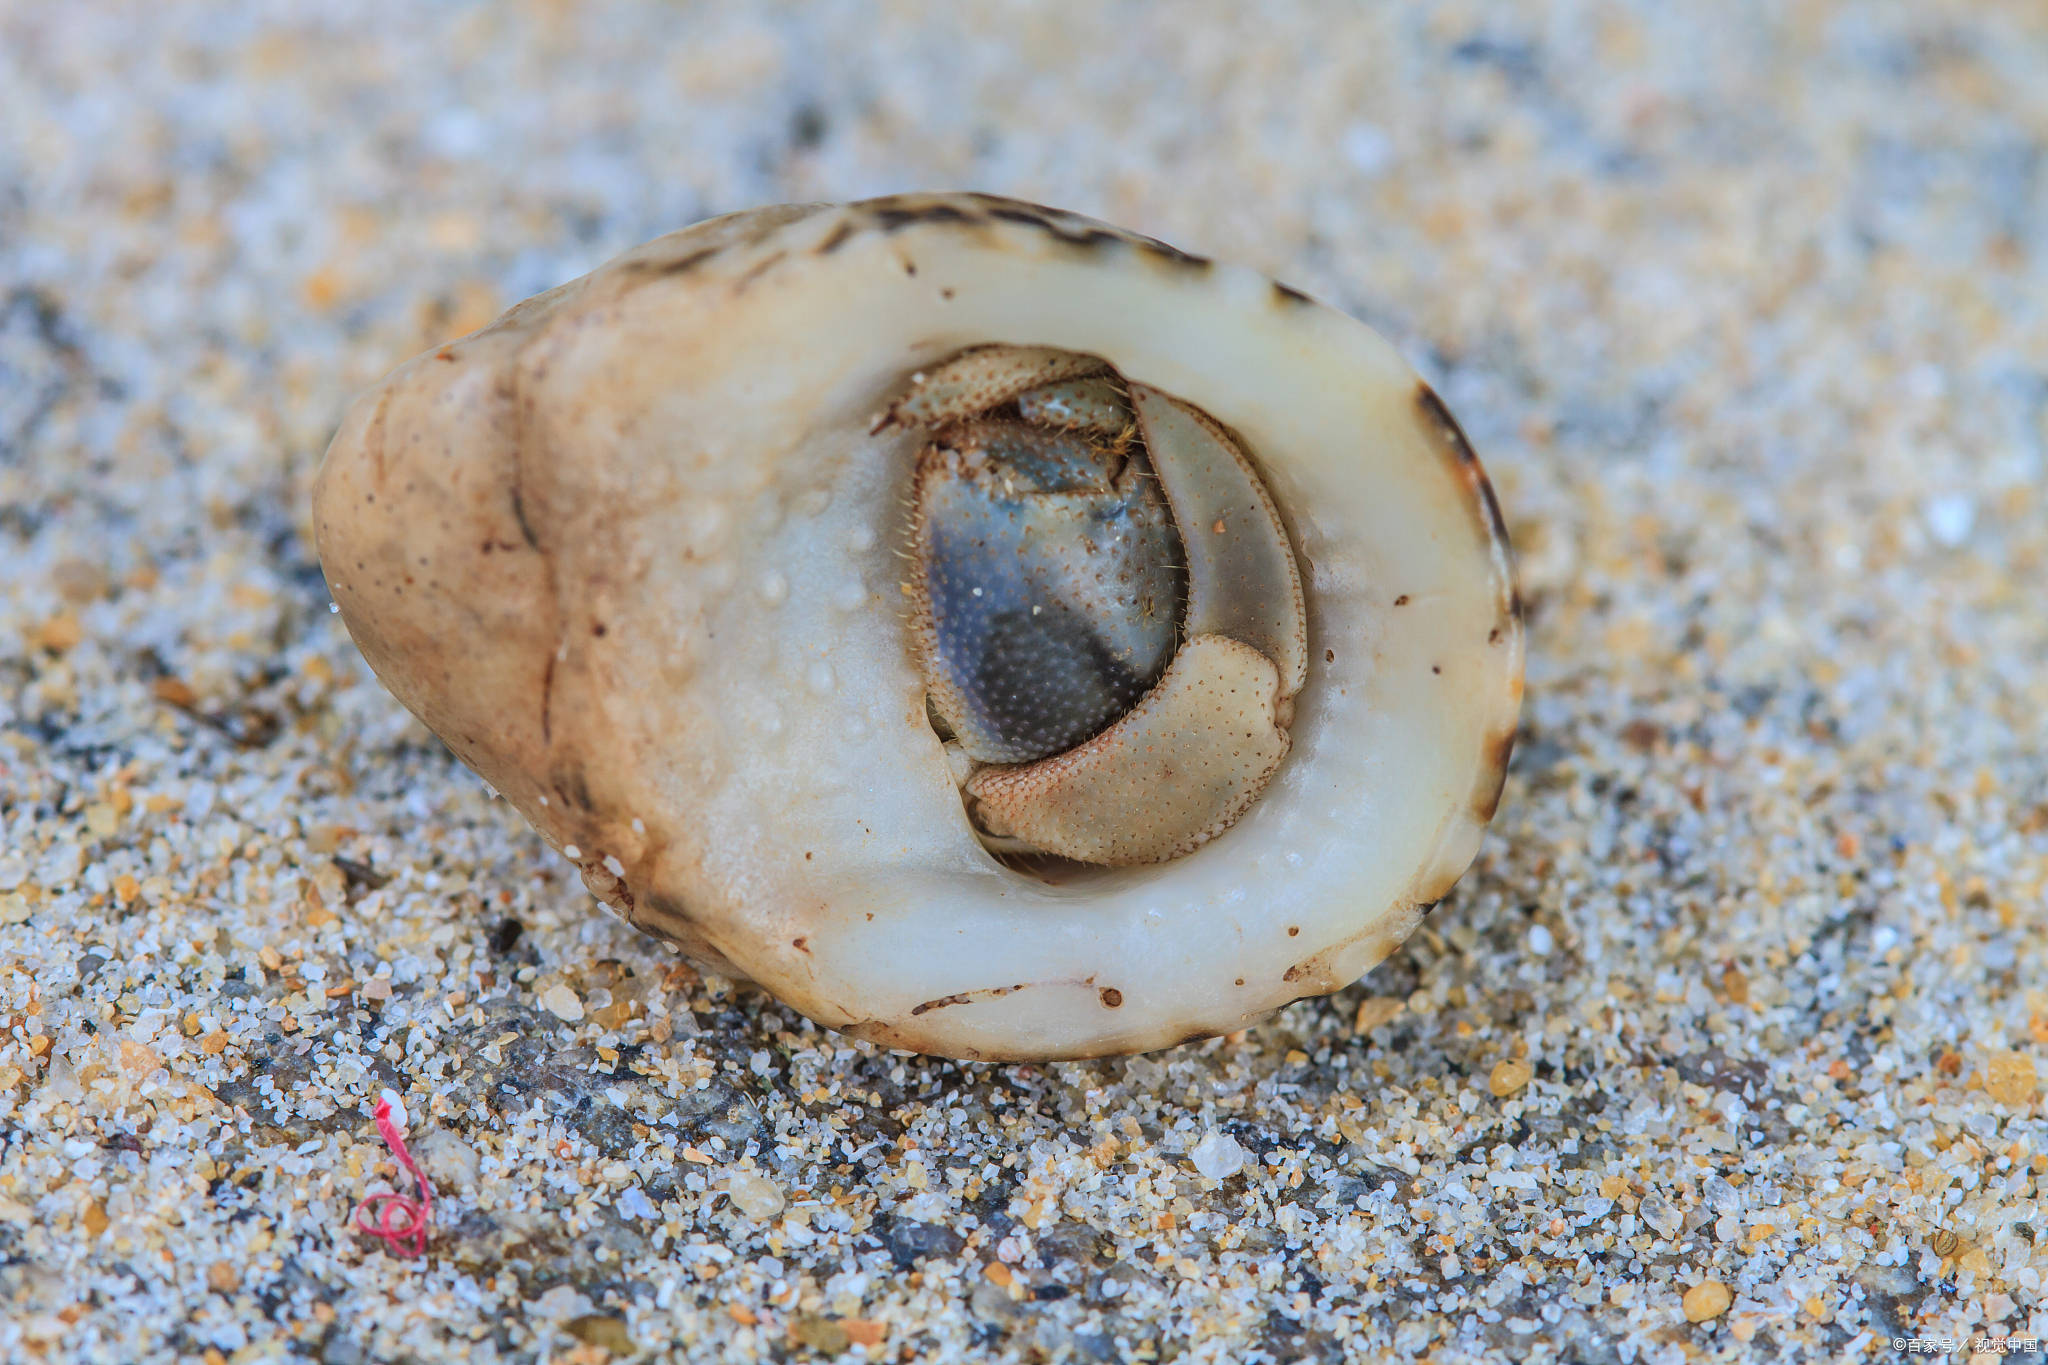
[899,345,1308,866]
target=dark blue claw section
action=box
[915,421,1183,764]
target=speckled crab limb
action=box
[1016,376,1131,437]
[881,345,1108,431]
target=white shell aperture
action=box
[312,194,1524,1060]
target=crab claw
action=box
[967,633,1290,864]
[902,347,1310,866]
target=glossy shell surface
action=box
[313,194,1523,1060]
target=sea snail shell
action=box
[313,194,1524,1061]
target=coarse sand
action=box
[1,3,2044,1361]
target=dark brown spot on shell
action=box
[1394,593,1410,606]
[1099,987,1123,1008]
[1272,281,1312,305]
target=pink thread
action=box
[354,1093,431,1257]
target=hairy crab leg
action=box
[1016,377,1130,437]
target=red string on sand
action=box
[354,1090,431,1257]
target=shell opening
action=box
[900,344,1308,869]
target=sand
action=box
[1,2,2043,1361]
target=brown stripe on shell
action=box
[806,193,1217,285]
[550,766,596,813]
[981,202,1069,233]
[628,245,721,277]
[731,249,787,293]
[1471,727,1518,824]
[1280,925,1367,993]
[1134,239,1214,272]
[1414,380,1479,466]
[1411,856,1478,909]
[1272,281,1313,305]
[1473,466,1513,562]
[1414,380,1521,637]
[869,200,980,232]
[909,981,1026,1016]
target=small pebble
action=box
[1188,1130,1247,1181]
[1985,1050,2038,1107]
[1683,1280,1733,1323]
[723,1171,786,1221]
[1487,1058,1533,1097]
[564,1315,636,1354]
[1353,997,1405,1034]
[615,1186,659,1221]
[539,984,584,1022]
[1641,1194,1683,1238]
